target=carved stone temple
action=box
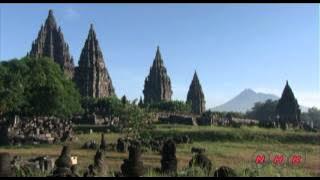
[186,71,206,114]
[74,24,115,98]
[29,9,75,79]
[143,46,172,104]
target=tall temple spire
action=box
[187,71,206,114]
[276,81,301,129]
[45,9,57,29]
[29,9,74,78]
[143,46,172,104]
[88,23,96,38]
[155,46,162,61]
[193,70,199,84]
[74,24,115,98]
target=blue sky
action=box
[0,4,319,108]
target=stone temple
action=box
[186,71,206,114]
[29,9,75,79]
[74,24,115,98]
[143,46,172,104]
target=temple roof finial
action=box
[45,9,57,28]
[49,9,53,16]
[155,46,162,60]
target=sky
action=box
[0,3,319,108]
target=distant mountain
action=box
[210,89,309,113]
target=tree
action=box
[121,95,128,105]
[81,97,97,114]
[0,57,83,118]
[138,97,143,108]
[0,59,28,117]
[23,57,83,118]
[276,81,301,130]
[118,103,154,139]
[95,95,122,120]
[246,99,278,122]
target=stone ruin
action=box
[149,138,163,153]
[82,134,115,152]
[158,114,198,126]
[84,149,107,177]
[0,116,74,146]
[82,140,98,150]
[11,155,55,175]
[213,166,237,177]
[51,146,77,177]
[120,141,145,177]
[149,135,191,153]
[160,139,177,175]
[191,147,206,154]
[115,135,191,154]
[173,135,192,144]
[196,113,258,127]
[100,133,107,151]
[116,138,128,153]
[70,165,80,177]
[0,153,14,177]
[72,111,121,127]
[188,148,212,174]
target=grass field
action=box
[0,125,319,177]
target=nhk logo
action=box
[252,151,305,169]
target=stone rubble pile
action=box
[0,116,74,145]
[120,141,145,177]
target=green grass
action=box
[152,124,320,144]
[0,124,319,177]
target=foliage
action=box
[95,95,122,119]
[138,97,143,108]
[81,97,97,114]
[120,95,128,105]
[0,59,28,116]
[80,95,155,138]
[0,57,83,118]
[246,99,278,122]
[118,103,154,139]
